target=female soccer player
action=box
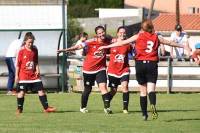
[15,32,56,114]
[107,26,133,113]
[58,26,112,114]
[98,20,190,120]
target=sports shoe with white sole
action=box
[104,108,112,114]
[142,114,148,121]
[150,105,158,119]
[80,107,88,113]
[123,109,129,114]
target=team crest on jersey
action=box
[25,61,34,70]
[94,50,104,58]
[114,54,125,63]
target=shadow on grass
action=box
[158,109,199,112]
[165,118,200,122]
[54,110,79,113]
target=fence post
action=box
[167,57,172,94]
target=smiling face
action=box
[96,28,105,41]
[117,28,126,40]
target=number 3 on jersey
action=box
[145,41,154,53]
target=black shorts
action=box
[108,75,129,88]
[83,70,107,87]
[17,81,44,92]
[135,60,158,85]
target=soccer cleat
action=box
[16,109,23,115]
[142,114,148,121]
[104,108,112,114]
[123,109,129,114]
[150,105,158,119]
[80,107,88,113]
[44,106,56,113]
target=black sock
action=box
[109,88,117,101]
[39,95,48,110]
[102,93,110,108]
[81,86,92,108]
[17,97,24,111]
[123,92,129,110]
[140,96,147,116]
[148,92,156,105]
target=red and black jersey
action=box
[135,31,160,61]
[83,38,110,74]
[107,44,131,77]
[16,45,41,83]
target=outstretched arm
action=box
[158,37,191,55]
[158,36,183,48]
[57,44,83,53]
[98,34,139,50]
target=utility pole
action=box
[176,0,180,25]
[61,0,67,92]
[147,0,155,19]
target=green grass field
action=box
[0,93,200,133]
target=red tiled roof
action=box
[153,13,200,31]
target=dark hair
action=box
[95,25,105,34]
[117,26,126,33]
[141,19,154,33]
[23,32,35,42]
[175,24,182,31]
[78,32,88,39]
[21,32,35,46]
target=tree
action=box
[67,16,83,47]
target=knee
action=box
[38,90,45,96]
[17,91,25,98]
[83,86,92,95]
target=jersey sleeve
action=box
[16,50,22,67]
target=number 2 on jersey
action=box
[145,41,154,53]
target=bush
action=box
[67,16,83,47]
[68,0,124,18]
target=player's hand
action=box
[57,49,63,54]
[98,46,107,51]
[15,76,19,84]
[35,71,40,77]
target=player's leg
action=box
[135,61,148,120]
[121,80,129,113]
[16,83,26,114]
[97,70,112,114]
[147,82,158,119]
[80,85,92,113]
[80,73,95,113]
[121,75,130,113]
[108,75,119,101]
[146,61,158,119]
[35,82,56,113]
[139,84,148,120]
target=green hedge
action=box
[68,0,124,18]
[67,16,83,47]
